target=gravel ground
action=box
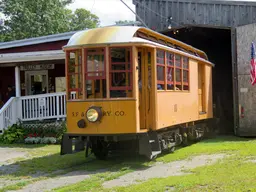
[102,154,226,188]
[0,147,29,188]
[0,147,226,191]
[11,170,105,192]
[0,148,27,164]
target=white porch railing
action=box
[0,92,76,134]
[20,92,67,121]
[0,97,17,133]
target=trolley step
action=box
[151,150,161,158]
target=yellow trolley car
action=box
[60,26,214,160]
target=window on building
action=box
[157,49,165,90]
[110,47,133,98]
[85,48,106,99]
[67,49,83,100]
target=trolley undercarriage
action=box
[60,119,216,160]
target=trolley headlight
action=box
[86,106,102,123]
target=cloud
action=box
[67,0,136,26]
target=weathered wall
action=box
[236,23,256,136]
[133,0,256,31]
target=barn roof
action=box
[65,26,208,60]
[0,31,77,50]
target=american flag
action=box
[251,42,256,85]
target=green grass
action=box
[2,136,256,192]
[156,135,255,162]
[0,181,32,192]
[105,157,256,192]
[0,143,149,192]
[53,136,256,192]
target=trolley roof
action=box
[64,26,214,66]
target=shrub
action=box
[0,123,25,144]
[22,120,66,144]
[24,137,57,144]
[0,120,67,145]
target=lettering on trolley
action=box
[101,110,126,116]
[72,111,125,117]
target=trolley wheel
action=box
[92,141,109,160]
[182,135,189,146]
[169,146,175,153]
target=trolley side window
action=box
[183,57,189,90]
[166,52,174,90]
[110,47,133,98]
[67,49,83,100]
[156,49,190,91]
[175,55,182,90]
[85,48,106,99]
[156,49,165,90]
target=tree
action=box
[70,9,100,31]
[115,20,135,25]
[0,0,100,42]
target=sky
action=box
[67,0,136,27]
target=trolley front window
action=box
[110,47,133,98]
[66,46,134,100]
[66,49,83,100]
[85,48,106,99]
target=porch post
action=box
[15,66,21,97]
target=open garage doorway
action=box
[162,26,234,134]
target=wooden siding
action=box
[133,0,256,31]
[236,23,256,136]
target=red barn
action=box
[0,31,76,103]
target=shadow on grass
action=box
[0,146,151,180]
[0,134,255,179]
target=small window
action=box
[159,39,166,45]
[183,57,189,90]
[156,49,165,90]
[137,31,148,39]
[175,54,182,90]
[148,35,158,43]
[166,52,174,90]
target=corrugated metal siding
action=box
[133,0,256,30]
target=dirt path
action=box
[12,170,105,192]
[0,148,27,164]
[102,154,226,188]
[0,147,227,191]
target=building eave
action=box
[0,31,79,50]
[0,50,65,64]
